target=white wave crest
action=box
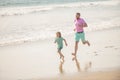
[0,0,119,17]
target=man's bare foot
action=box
[72,53,76,56]
[87,41,90,46]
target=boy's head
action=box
[56,32,61,37]
[76,12,80,19]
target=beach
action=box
[0,0,120,80]
[0,27,120,80]
[36,69,120,80]
[0,0,120,46]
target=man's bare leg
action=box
[82,40,90,46]
[72,41,79,60]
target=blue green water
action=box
[0,0,108,7]
[0,0,119,46]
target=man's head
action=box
[76,13,80,19]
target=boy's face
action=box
[56,33,60,37]
[76,14,80,19]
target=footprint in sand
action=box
[117,55,120,57]
[114,47,119,50]
[87,51,98,56]
[93,51,97,53]
[84,61,92,71]
[94,54,98,56]
[93,51,98,56]
[105,45,114,48]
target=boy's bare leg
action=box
[82,40,90,46]
[58,50,64,62]
[72,41,79,60]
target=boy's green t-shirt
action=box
[55,37,64,48]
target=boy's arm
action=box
[63,39,68,46]
[54,39,56,43]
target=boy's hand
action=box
[63,39,67,46]
[54,41,56,43]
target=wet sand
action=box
[35,69,120,80]
[0,27,120,80]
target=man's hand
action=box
[83,23,88,27]
[74,28,76,31]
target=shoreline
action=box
[0,26,119,48]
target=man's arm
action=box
[83,23,88,27]
[74,28,76,31]
[82,18,88,27]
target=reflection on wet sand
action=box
[72,56,92,72]
[72,57,81,72]
[59,61,64,74]
[58,57,92,74]
[84,61,92,71]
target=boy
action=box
[54,32,67,62]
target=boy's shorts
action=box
[75,32,85,42]
[58,47,63,51]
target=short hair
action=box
[56,32,61,37]
[76,12,80,16]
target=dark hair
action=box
[56,32,61,37]
[76,12,80,16]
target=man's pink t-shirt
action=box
[74,18,86,32]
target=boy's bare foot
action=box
[60,56,64,63]
[60,56,62,59]
[72,57,76,61]
[60,55,64,59]
[72,53,76,61]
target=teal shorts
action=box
[75,32,85,42]
[57,47,63,51]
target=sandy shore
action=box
[35,69,120,80]
[0,27,120,80]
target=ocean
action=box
[0,0,120,46]
[0,0,111,7]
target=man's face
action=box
[76,14,80,19]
